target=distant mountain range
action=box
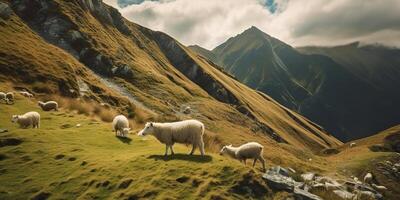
[189,26,400,141]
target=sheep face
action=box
[11,115,19,123]
[219,145,232,155]
[138,122,154,136]
[122,128,131,136]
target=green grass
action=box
[0,97,269,199]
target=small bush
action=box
[97,107,117,123]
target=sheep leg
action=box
[258,156,266,172]
[189,143,197,155]
[252,158,257,167]
[170,145,175,155]
[199,138,205,156]
[164,145,169,156]
[243,159,247,165]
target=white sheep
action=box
[11,111,40,128]
[371,183,387,193]
[138,119,205,156]
[112,115,131,137]
[220,142,266,172]
[5,92,14,102]
[38,101,58,111]
[364,172,373,184]
[20,91,33,98]
[0,92,6,103]
[350,142,356,148]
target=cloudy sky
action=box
[104,0,400,49]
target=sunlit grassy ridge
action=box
[0,95,273,200]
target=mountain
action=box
[190,26,400,142]
[297,42,400,92]
[1,1,400,199]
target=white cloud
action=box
[104,0,400,49]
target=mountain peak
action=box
[243,26,266,35]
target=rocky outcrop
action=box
[0,2,12,19]
[262,166,387,200]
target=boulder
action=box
[0,2,12,19]
[270,166,290,177]
[332,189,355,200]
[262,171,295,192]
[293,187,323,200]
[301,173,315,182]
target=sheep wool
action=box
[38,101,58,111]
[11,111,40,129]
[220,142,266,172]
[0,92,6,102]
[138,119,205,156]
[5,92,13,100]
[112,115,130,137]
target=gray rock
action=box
[332,189,354,199]
[355,190,382,200]
[262,171,295,192]
[293,187,323,200]
[301,173,315,182]
[288,167,296,173]
[270,166,290,177]
[0,2,12,19]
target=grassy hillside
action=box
[324,125,400,199]
[190,26,400,142]
[0,94,272,200]
[0,0,341,153]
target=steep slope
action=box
[190,26,400,142]
[325,125,400,199]
[0,0,341,153]
[0,95,271,200]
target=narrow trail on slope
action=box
[93,74,157,116]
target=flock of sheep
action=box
[3,90,267,172]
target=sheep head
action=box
[219,144,232,155]
[138,122,154,136]
[122,127,131,135]
[11,115,19,123]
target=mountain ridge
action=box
[189,26,400,142]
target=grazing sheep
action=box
[364,173,373,184]
[371,183,387,192]
[5,92,14,102]
[350,142,356,148]
[138,119,205,156]
[220,142,266,172]
[0,92,6,103]
[20,91,33,98]
[38,101,58,111]
[11,111,40,128]
[112,115,131,137]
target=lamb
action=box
[112,115,131,137]
[220,142,266,172]
[138,119,205,156]
[38,101,59,111]
[364,172,373,184]
[11,111,40,128]
[20,91,33,98]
